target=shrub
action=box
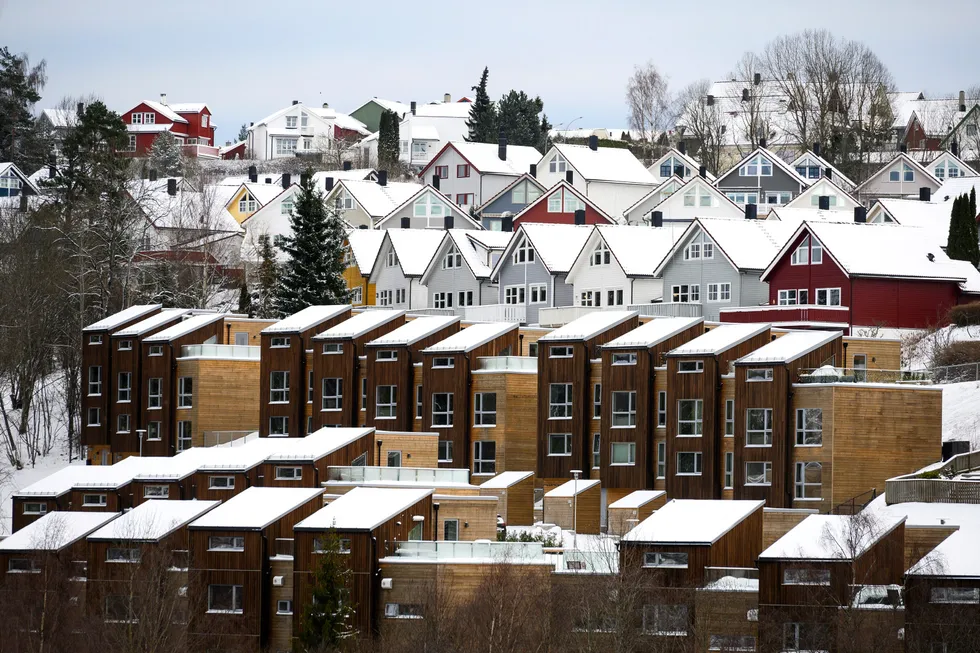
[949,302,980,327]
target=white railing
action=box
[181,344,260,360]
[537,302,705,327]
[391,540,546,562]
[180,144,220,159]
[202,431,257,447]
[326,466,470,485]
[477,356,537,372]
[462,304,526,323]
[537,305,599,327]
[627,302,703,318]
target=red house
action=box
[512,179,614,228]
[121,94,218,159]
[720,221,980,331]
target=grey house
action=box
[654,218,795,321]
[714,146,808,210]
[476,173,546,230]
[489,223,593,324]
[419,229,511,310]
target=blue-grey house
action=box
[476,173,547,230]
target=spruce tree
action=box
[969,188,980,266]
[237,280,253,316]
[377,109,400,170]
[0,47,49,170]
[275,169,350,317]
[947,195,964,261]
[149,131,184,176]
[253,235,281,319]
[497,90,545,147]
[237,123,249,143]
[465,67,497,143]
[538,113,553,152]
[298,532,355,649]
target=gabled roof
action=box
[736,330,841,365]
[928,150,979,177]
[218,141,245,156]
[346,229,387,277]
[854,152,941,194]
[367,315,460,347]
[377,185,483,230]
[112,308,192,338]
[424,322,517,353]
[374,228,447,278]
[648,148,715,181]
[512,179,615,225]
[644,175,744,219]
[295,487,433,532]
[313,310,406,340]
[83,304,162,332]
[475,173,546,215]
[604,317,704,350]
[235,181,287,206]
[144,313,224,342]
[135,100,188,124]
[715,147,808,188]
[867,198,953,243]
[0,512,119,552]
[190,487,323,531]
[621,499,764,544]
[543,143,654,185]
[936,176,980,203]
[621,175,687,221]
[479,471,534,489]
[419,229,491,284]
[788,150,856,189]
[759,513,906,561]
[351,97,412,116]
[0,162,41,195]
[667,323,770,357]
[568,224,683,280]
[262,305,351,334]
[545,478,601,497]
[420,141,541,178]
[40,108,74,129]
[87,500,219,542]
[331,179,422,219]
[539,310,637,342]
[251,102,331,128]
[653,217,795,275]
[783,176,861,211]
[941,103,980,147]
[765,207,856,226]
[490,222,594,278]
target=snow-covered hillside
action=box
[943,380,980,449]
[0,449,78,536]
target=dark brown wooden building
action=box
[311,310,407,430]
[256,426,375,488]
[259,305,353,438]
[536,311,640,484]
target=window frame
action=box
[549,383,573,419]
[548,433,572,456]
[207,584,244,614]
[431,392,454,428]
[745,461,773,486]
[611,391,637,428]
[677,399,703,436]
[795,408,823,446]
[473,441,496,475]
[375,385,398,419]
[746,408,774,446]
[676,451,702,476]
[474,392,497,427]
[610,441,636,466]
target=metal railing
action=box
[181,344,260,360]
[390,540,546,562]
[627,302,703,318]
[885,450,980,505]
[476,356,537,372]
[830,488,878,515]
[537,302,701,327]
[796,367,929,385]
[202,430,256,447]
[326,466,470,485]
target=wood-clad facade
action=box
[432,495,498,541]
[256,430,374,489]
[542,481,601,534]
[10,493,72,533]
[376,430,438,468]
[469,370,537,479]
[175,357,261,448]
[607,492,667,537]
[477,473,535,526]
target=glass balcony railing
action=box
[326,466,470,485]
[477,356,537,372]
[703,566,759,591]
[390,540,546,562]
[181,344,260,360]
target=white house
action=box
[854,152,941,203]
[374,185,483,231]
[418,229,512,311]
[782,176,861,213]
[325,178,423,229]
[621,176,684,225]
[360,96,474,169]
[535,140,656,221]
[788,147,857,191]
[247,101,370,161]
[418,141,541,210]
[928,150,978,181]
[369,229,446,309]
[639,176,743,224]
[648,147,715,184]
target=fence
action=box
[885,450,980,505]
[325,465,470,485]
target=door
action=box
[853,354,867,382]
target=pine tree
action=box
[946,194,979,266]
[538,113,553,152]
[275,169,350,317]
[0,47,49,171]
[237,280,253,316]
[237,123,249,143]
[149,131,184,176]
[377,109,400,170]
[465,67,498,143]
[967,188,980,267]
[298,532,355,649]
[497,90,545,148]
[253,235,281,319]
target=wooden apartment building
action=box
[256,426,375,488]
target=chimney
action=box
[813,142,821,157]
[759,137,767,149]
[741,88,750,102]
[325,176,334,191]
[900,143,908,153]
[343,161,352,171]
[149,169,157,182]
[652,211,663,228]
[160,93,167,106]
[502,215,513,232]
[854,206,867,223]
[574,209,586,225]
[432,174,440,191]
[818,195,830,210]
[76,102,84,117]
[753,72,761,86]
[250,121,254,127]
[744,203,757,220]
[529,163,537,178]
[167,178,177,196]
[919,187,931,202]
[678,141,687,155]
[674,164,684,178]
[400,217,410,229]
[19,194,28,213]
[565,170,574,184]
[959,90,967,112]
[378,170,388,187]
[265,177,272,184]
[48,164,56,179]
[281,173,291,189]
[952,141,960,157]
[699,165,707,179]
[706,95,715,106]
[410,101,417,115]
[444,215,454,230]
[588,135,598,151]
[300,172,310,188]
[292,100,299,106]
[248,165,257,183]
[824,168,833,180]
[498,135,507,161]
[322,102,329,109]
[444,93,451,103]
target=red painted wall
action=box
[766,231,851,306]
[720,306,849,326]
[514,189,611,227]
[121,103,216,156]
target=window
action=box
[275,466,303,481]
[360,378,367,411]
[643,552,689,568]
[678,360,703,373]
[322,342,343,355]
[795,462,822,499]
[350,287,362,304]
[415,385,422,419]
[684,241,701,260]
[23,502,47,515]
[606,289,624,306]
[104,594,136,622]
[473,441,496,475]
[313,536,352,554]
[285,115,298,129]
[706,282,731,302]
[433,165,449,179]
[438,440,453,463]
[146,421,161,441]
[148,345,163,356]
[784,622,829,652]
[270,371,289,403]
[746,408,773,445]
[352,453,366,467]
[443,518,460,541]
[528,343,538,356]
[592,433,601,468]
[431,393,454,427]
[208,584,243,613]
[778,289,798,305]
[504,286,525,305]
[609,353,636,367]
[408,522,422,541]
[791,237,810,265]
[456,164,470,178]
[209,535,245,551]
[442,247,462,269]
[549,345,572,358]
[611,391,636,427]
[385,249,398,268]
[412,194,447,222]
[812,239,823,265]
[116,414,130,433]
[143,484,168,498]
[745,461,772,485]
[657,441,666,478]
[513,237,535,264]
[547,191,562,212]
[549,153,567,173]
[590,242,611,266]
[783,568,831,586]
[385,603,423,619]
[747,368,773,382]
[87,407,100,426]
[376,349,397,361]
[387,450,402,467]
[671,284,700,303]
[474,392,496,426]
[709,635,756,651]
[176,376,193,407]
[676,452,702,475]
[853,354,868,382]
[269,416,287,436]
[643,604,688,636]
[177,420,192,450]
[795,408,823,445]
[432,357,454,369]
[209,476,235,490]
[275,138,298,155]
[89,334,104,345]
[579,290,601,307]
[815,287,841,306]
[141,376,161,409]
[83,494,107,507]
[549,433,572,456]
[117,339,132,351]
[277,599,293,615]
[528,283,547,304]
[739,154,773,177]
[549,383,572,418]
[317,378,343,412]
[8,557,40,573]
[88,366,102,395]
[724,452,734,489]
[677,399,703,436]
[657,391,667,427]
[455,193,474,206]
[930,587,980,604]
[610,442,636,465]
[376,386,397,419]
[592,384,601,419]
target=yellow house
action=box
[344,229,386,306]
[225,182,288,224]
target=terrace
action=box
[885,450,980,505]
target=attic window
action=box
[889,164,914,182]
[549,154,567,174]
[590,243,610,266]
[739,155,772,177]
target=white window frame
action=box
[474,392,496,426]
[724,452,734,489]
[796,407,823,446]
[746,368,773,382]
[610,441,636,465]
[431,392,454,428]
[208,475,235,490]
[745,461,773,486]
[177,376,192,408]
[270,371,289,403]
[529,283,547,304]
[746,408,773,446]
[676,451,702,475]
[794,461,822,500]
[473,441,496,475]
[275,466,303,481]
[549,383,573,419]
[177,420,193,450]
[677,399,703,436]
[321,378,342,411]
[512,237,535,264]
[376,385,397,419]
[815,287,841,306]
[611,391,637,428]
[207,584,244,614]
[548,433,572,456]
[656,441,666,478]
[143,484,169,498]
[657,391,667,427]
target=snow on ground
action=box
[0,449,79,536]
[942,381,980,449]
[905,325,980,372]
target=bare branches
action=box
[625,62,675,145]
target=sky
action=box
[2,0,979,145]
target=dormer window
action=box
[285,115,298,129]
[739,155,773,177]
[513,237,535,264]
[889,164,914,182]
[239,192,256,214]
[549,153,567,173]
[591,242,610,266]
[443,247,462,269]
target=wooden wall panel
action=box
[666,355,719,499]
[542,483,600,533]
[434,496,498,541]
[376,431,439,468]
[762,508,819,549]
[478,475,535,526]
[842,337,901,373]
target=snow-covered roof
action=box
[189,487,323,531]
[544,478,601,498]
[360,97,411,115]
[548,144,654,185]
[421,229,499,283]
[871,198,953,241]
[936,176,980,202]
[784,176,861,211]
[717,147,808,187]
[411,125,440,140]
[495,223,593,276]
[759,513,906,561]
[314,310,405,340]
[608,490,665,509]
[588,225,684,277]
[385,228,447,276]
[654,218,796,276]
[855,152,940,194]
[168,102,208,114]
[411,101,473,119]
[112,309,193,338]
[621,499,764,544]
[648,148,716,181]
[264,427,373,462]
[144,313,224,342]
[788,150,857,189]
[41,108,74,129]
[346,229,386,276]
[478,471,534,489]
[765,207,856,226]
[262,305,351,334]
[83,305,162,332]
[736,330,841,365]
[424,322,517,353]
[424,142,541,177]
[139,100,188,124]
[475,173,546,216]
[668,323,770,357]
[14,465,115,497]
[295,487,433,531]
[464,230,512,251]
[131,447,216,480]
[367,315,459,346]
[604,317,704,349]
[0,512,119,552]
[539,310,637,342]
[336,180,422,219]
[126,177,243,234]
[218,141,244,156]
[239,181,287,205]
[87,500,219,542]
[194,438,285,472]
[310,169,378,187]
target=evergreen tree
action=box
[377,109,400,170]
[237,279,253,317]
[253,235,281,319]
[465,67,498,143]
[237,123,249,143]
[967,188,980,267]
[0,47,49,171]
[497,90,545,148]
[148,131,184,176]
[275,169,350,317]
[297,532,355,649]
[946,194,979,266]
[538,113,553,152]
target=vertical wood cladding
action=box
[176,358,261,447]
[477,474,535,526]
[469,372,538,478]
[542,483,601,533]
[536,315,639,481]
[10,496,65,532]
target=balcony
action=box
[885,450,980,505]
[476,356,537,373]
[462,303,526,323]
[796,366,928,385]
[325,466,470,486]
[181,344,260,360]
[537,302,702,327]
[703,566,759,591]
[180,144,220,159]
[388,540,547,562]
[202,431,257,447]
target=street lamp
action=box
[136,429,147,457]
[570,469,582,551]
[377,439,384,466]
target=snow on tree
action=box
[465,66,498,144]
[148,130,184,177]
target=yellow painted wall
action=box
[226,186,257,224]
[342,264,373,306]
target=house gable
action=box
[855,153,941,199]
[622,176,685,224]
[476,174,546,220]
[375,186,481,230]
[512,181,613,227]
[648,177,743,222]
[648,148,715,183]
[784,177,861,212]
[928,150,979,181]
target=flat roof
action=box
[608,490,665,509]
[313,310,406,340]
[189,487,323,530]
[87,500,219,542]
[621,499,764,544]
[83,305,161,332]
[112,309,192,337]
[759,513,906,561]
[736,330,841,365]
[295,487,432,531]
[544,478,601,498]
[538,311,637,342]
[604,317,704,349]
[264,427,373,462]
[14,458,149,496]
[262,305,351,334]
[479,471,534,489]
[424,322,517,354]
[143,313,224,343]
[667,323,770,357]
[0,512,119,551]
[367,315,459,346]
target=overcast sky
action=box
[2,0,978,145]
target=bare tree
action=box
[675,79,726,175]
[625,62,675,152]
[728,52,779,157]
